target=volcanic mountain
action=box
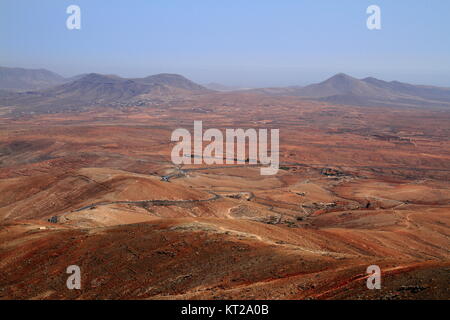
[254,73,450,108]
[0,66,67,91]
[0,72,210,112]
[45,73,153,101]
[2,68,450,112]
[135,73,208,91]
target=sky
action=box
[1,0,450,87]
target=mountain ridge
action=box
[0,66,67,91]
[1,67,450,111]
[0,70,211,112]
[251,73,450,108]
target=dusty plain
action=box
[0,92,449,299]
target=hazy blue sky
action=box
[1,0,449,87]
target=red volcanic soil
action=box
[1,217,448,300]
[0,94,449,299]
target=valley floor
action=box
[0,96,449,299]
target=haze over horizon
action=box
[1,0,450,87]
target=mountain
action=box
[65,73,89,82]
[0,67,66,91]
[362,77,450,102]
[2,67,450,112]
[135,73,208,92]
[297,73,387,97]
[0,72,210,112]
[253,73,450,108]
[40,73,154,103]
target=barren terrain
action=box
[0,92,449,299]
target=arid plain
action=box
[0,89,449,299]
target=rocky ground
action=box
[0,94,449,299]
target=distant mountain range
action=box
[42,73,208,103]
[0,69,210,112]
[252,73,450,108]
[1,66,450,112]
